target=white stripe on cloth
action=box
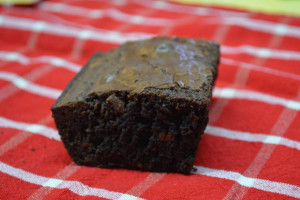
[206,126,300,151]
[221,16,295,200]
[2,115,300,152]
[0,15,154,44]
[0,71,61,99]
[223,91,300,200]
[222,17,300,38]
[0,116,60,141]
[3,50,298,82]
[221,58,300,81]
[1,116,300,198]
[39,2,175,26]
[0,51,81,72]
[120,173,165,198]
[1,70,300,111]
[27,163,79,200]
[2,15,300,61]
[213,87,300,111]
[132,0,249,16]
[193,166,300,199]
[0,161,144,200]
[71,0,300,40]
[0,115,53,157]
[222,45,300,60]
[1,158,299,200]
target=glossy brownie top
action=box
[53,36,219,107]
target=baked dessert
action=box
[51,36,219,174]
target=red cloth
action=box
[0,0,300,199]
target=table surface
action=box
[0,0,299,199]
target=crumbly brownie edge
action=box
[52,88,210,174]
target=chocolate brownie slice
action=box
[51,36,219,174]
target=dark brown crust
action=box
[52,52,104,109]
[51,36,219,174]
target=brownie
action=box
[51,36,219,174]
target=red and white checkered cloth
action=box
[0,0,300,199]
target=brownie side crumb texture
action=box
[52,89,209,174]
[51,36,220,174]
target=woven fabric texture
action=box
[0,0,299,199]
